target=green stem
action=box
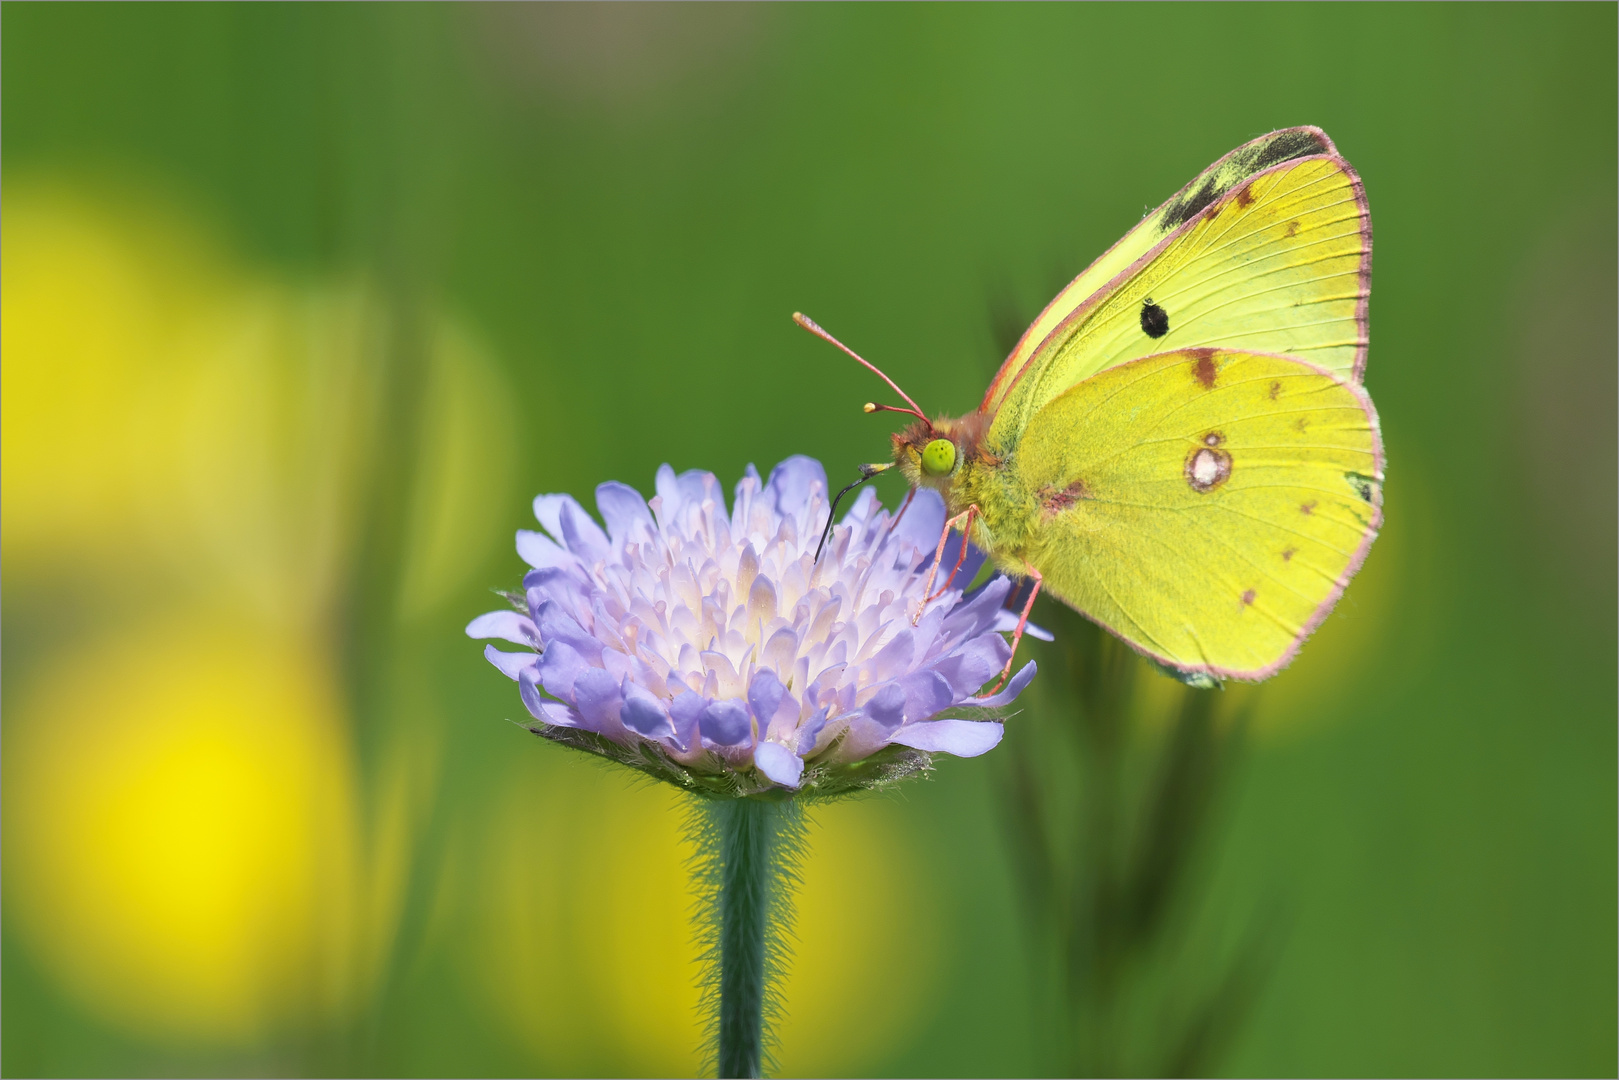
[704,797,800,1079]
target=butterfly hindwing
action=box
[1007,347,1382,680]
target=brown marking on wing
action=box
[1038,479,1092,519]
[1294,416,1310,433]
[1300,500,1317,516]
[1284,220,1300,237]
[1241,588,1256,607]
[1234,183,1255,209]
[1281,547,1296,562]
[1189,348,1218,389]
[1269,380,1281,400]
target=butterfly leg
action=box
[987,563,1043,695]
[914,504,980,624]
[925,505,980,602]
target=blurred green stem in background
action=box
[694,797,806,1079]
[1007,604,1269,1077]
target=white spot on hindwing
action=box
[1185,446,1231,493]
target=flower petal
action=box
[654,464,682,516]
[965,660,1038,709]
[484,644,538,680]
[890,486,945,558]
[596,481,653,544]
[931,635,1007,697]
[621,681,675,740]
[890,719,1003,757]
[747,668,786,730]
[864,682,907,733]
[536,640,588,699]
[536,700,585,728]
[700,698,754,748]
[765,456,827,518]
[531,599,604,663]
[797,706,831,755]
[867,627,915,679]
[658,465,721,518]
[517,529,574,570]
[466,610,539,646]
[899,670,955,723]
[523,566,591,613]
[533,494,590,543]
[730,463,763,527]
[669,690,708,748]
[519,667,561,724]
[558,498,610,560]
[754,741,804,789]
[572,668,623,732]
[841,485,879,527]
[991,608,1054,642]
[761,626,800,675]
[945,576,1013,637]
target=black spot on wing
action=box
[1140,299,1170,338]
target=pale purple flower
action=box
[467,456,1038,797]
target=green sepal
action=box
[526,721,949,802]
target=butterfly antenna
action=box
[814,462,893,562]
[863,402,925,419]
[793,312,930,425]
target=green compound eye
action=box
[921,438,957,477]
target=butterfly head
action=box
[888,411,988,492]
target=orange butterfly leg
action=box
[987,563,1042,695]
[926,505,979,602]
[913,504,980,624]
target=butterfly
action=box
[799,126,1382,689]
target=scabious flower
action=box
[467,456,1037,798]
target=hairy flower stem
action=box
[706,797,801,1079]
[718,800,769,1077]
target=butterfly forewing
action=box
[982,126,1341,417]
[987,153,1370,450]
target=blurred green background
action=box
[3,3,1614,1076]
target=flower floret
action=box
[467,456,1036,796]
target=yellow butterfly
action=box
[800,126,1382,688]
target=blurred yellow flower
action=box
[1,178,515,1045]
[4,616,360,1041]
[1,183,230,568]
